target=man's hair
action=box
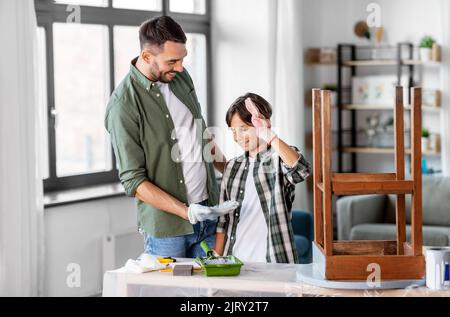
[226,93,273,127]
[139,16,187,50]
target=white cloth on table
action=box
[124,253,166,273]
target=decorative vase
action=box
[420,48,432,62]
[431,43,441,61]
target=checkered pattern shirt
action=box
[216,146,311,263]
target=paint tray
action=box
[195,241,244,277]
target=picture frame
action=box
[352,75,409,105]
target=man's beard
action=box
[158,72,177,83]
[150,64,177,83]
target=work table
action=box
[102,260,450,297]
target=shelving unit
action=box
[336,42,442,173]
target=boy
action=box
[215,93,311,263]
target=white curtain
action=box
[0,0,45,296]
[441,0,450,175]
[269,0,309,211]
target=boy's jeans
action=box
[142,199,217,258]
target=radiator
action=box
[102,228,143,272]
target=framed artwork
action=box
[352,75,409,105]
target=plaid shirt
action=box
[216,145,311,264]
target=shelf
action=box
[402,60,441,66]
[341,104,441,112]
[343,60,441,67]
[343,60,397,66]
[342,147,441,156]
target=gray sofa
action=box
[337,176,450,246]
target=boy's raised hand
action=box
[245,98,271,129]
[245,98,277,144]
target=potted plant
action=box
[421,128,430,151]
[419,36,435,62]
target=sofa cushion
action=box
[384,176,450,226]
[294,235,310,257]
[350,223,450,246]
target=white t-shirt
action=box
[158,82,208,204]
[232,157,268,263]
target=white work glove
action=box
[245,98,278,145]
[187,200,240,224]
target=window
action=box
[53,23,111,177]
[185,33,207,120]
[35,0,211,192]
[112,0,162,11]
[113,26,140,87]
[170,0,206,15]
[54,0,108,7]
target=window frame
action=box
[35,0,212,193]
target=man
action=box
[105,16,238,258]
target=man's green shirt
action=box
[105,58,219,237]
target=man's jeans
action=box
[142,200,217,258]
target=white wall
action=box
[211,0,274,159]
[44,196,139,296]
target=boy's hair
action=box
[139,16,187,50]
[225,93,272,127]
